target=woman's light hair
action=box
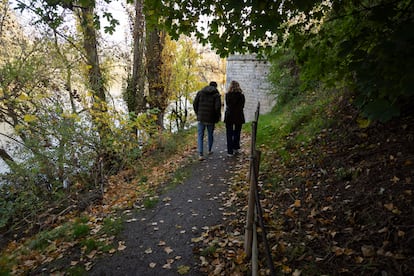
[228,80,243,93]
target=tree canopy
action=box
[145,0,413,120]
[12,0,414,121]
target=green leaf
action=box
[23,114,38,123]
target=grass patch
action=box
[100,216,124,236]
[72,223,90,239]
[28,224,70,251]
[256,89,336,162]
[80,238,113,254]
[167,166,191,189]
[142,196,159,209]
[65,265,87,276]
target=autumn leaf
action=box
[164,246,173,254]
[118,241,126,251]
[282,264,292,273]
[177,265,190,274]
[191,236,203,243]
[163,259,174,269]
[293,269,302,276]
[361,245,375,257]
[17,93,30,101]
[391,176,400,184]
[357,118,371,128]
[149,262,157,268]
[23,114,37,123]
[285,208,295,218]
[200,256,209,266]
[332,246,345,256]
[355,256,364,263]
[85,262,93,271]
[87,250,97,259]
[213,262,224,274]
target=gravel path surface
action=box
[90,130,240,275]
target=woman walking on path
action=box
[224,80,245,156]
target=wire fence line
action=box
[244,102,276,276]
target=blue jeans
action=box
[197,122,215,156]
[225,122,242,154]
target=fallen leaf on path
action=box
[118,241,126,251]
[191,236,203,243]
[164,247,173,254]
[177,265,190,274]
[200,256,209,266]
[149,262,156,268]
[163,259,174,269]
[87,250,97,259]
[85,262,93,271]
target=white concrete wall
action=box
[225,54,275,122]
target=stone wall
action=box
[225,54,275,122]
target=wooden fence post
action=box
[244,103,260,258]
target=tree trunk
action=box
[78,5,106,104]
[76,5,110,139]
[146,28,167,129]
[76,4,115,170]
[125,0,146,121]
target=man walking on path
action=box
[193,81,221,161]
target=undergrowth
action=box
[0,126,198,275]
[257,88,337,164]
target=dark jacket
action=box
[193,85,221,123]
[224,91,245,124]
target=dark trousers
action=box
[225,122,242,154]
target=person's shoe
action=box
[208,151,213,155]
[198,155,205,161]
[227,153,234,157]
[234,149,239,155]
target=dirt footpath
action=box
[90,131,241,275]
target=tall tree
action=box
[76,3,108,114]
[124,0,146,126]
[15,0,118,159]
[146,26,167,128]
[163,36,204,131]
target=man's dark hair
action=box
[209,81,217,87]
